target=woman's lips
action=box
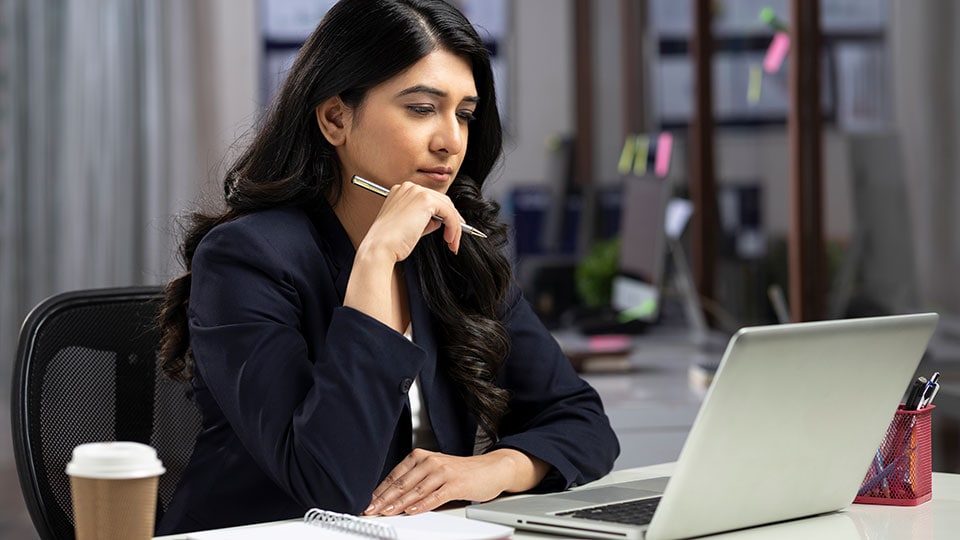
[418,168,453,183]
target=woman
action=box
[157,0,619,534]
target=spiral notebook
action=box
[186,508,514,540]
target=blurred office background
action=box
[3,0,960,537]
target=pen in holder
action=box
[855,404,934,506]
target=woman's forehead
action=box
[378,49,478,101]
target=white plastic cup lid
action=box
[65,442,166,480]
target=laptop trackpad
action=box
[615,477,670,492]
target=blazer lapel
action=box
[403,257,476,456]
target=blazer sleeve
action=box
[492,285,620,490]
[187,217,423,514]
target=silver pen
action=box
[351,175,488,239]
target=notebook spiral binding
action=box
[303,508,398,539]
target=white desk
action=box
[154,462,960,539]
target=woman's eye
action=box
[457,110,477,123]
[408,105,435,115]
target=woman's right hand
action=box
[361,181,464,262]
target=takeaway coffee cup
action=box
[66,442,165,540]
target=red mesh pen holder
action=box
[855,404,934,506]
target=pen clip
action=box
[919,381,940,409]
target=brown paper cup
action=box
[70,475,159,540]
[66,442,165,540]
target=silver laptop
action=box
[467,313,939,540]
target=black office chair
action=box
[11,286,202,540]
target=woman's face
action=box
[330,48,478,194]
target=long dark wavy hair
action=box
[159,0,512,444]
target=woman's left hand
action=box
[364,448,549,516]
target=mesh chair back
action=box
[11,287,202,540]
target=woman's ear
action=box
[315,96,349,146]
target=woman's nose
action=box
[430,114,466,155]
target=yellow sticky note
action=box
[618,135,636,176]
[748,64,763,105]
[633,135,650,176]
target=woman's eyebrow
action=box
[395,84,480,103]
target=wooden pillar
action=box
[572,0,596,253]
[573,0,593,188]
[788,0,825,321]
[620,0,646,135]
[690,0,719,311]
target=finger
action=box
[404,482,458,515]
[366,462,416,515]
[445,219,462,255]
[396,184,451,233]
[367,471,425,515]
[382,474,448,516]
[410,189,462,253]
[366,452,431,514]
[372,469,435,516]
[373,449,424,497]
[388,183,462,253]
[436,208,463,255]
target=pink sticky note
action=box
[763,31,790,74]
[654,132,673,178]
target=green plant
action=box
[575,237,621,307]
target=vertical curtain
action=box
[0,0,201,388]
[889,0,960,314]
[0,0,20,383]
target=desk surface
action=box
[154,462,960,540]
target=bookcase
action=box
[649,0,889,130]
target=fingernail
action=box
[408,506,418,513]
[364,504,375,514]
[384,505,394,513]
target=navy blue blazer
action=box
[158,205,619,534]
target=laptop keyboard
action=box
[556,497,662,525]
